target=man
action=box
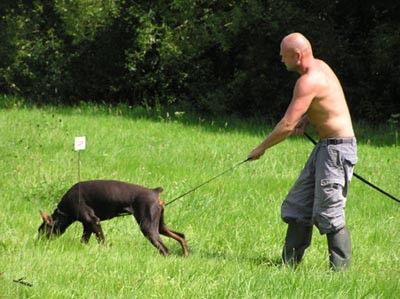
[248,32,357,271]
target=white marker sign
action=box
[74,136,86,151]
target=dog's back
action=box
[58,180,163,220]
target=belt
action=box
[319,138,355,145]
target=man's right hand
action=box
[247,146,266,161]
[292,116,309,135]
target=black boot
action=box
[327,226,351,271]
[282,223,313,267]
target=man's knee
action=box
[282,215,313,226]
[314,213,345,234]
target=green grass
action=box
[1,102,399,298]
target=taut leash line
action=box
[165,158,250,206]
[304,132,400,204]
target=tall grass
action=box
[1,103,399,298]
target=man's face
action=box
[280,46,298,72]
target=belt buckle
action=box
[329,139,340,145]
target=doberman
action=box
[38,180,188,256]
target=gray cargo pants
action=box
[281,138,357,234]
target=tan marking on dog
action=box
[158,196,165,208]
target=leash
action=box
[304,132,400,204]
[165,158,250,206]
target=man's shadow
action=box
[193,249,284,268]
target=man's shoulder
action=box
[299,62,329,87]
[296,71,322,89]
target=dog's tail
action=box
[153,187,163,193]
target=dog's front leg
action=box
[82,219,107,247]
[92,224,106,246]
[80,223,93,244]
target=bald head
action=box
[281,33,313,57]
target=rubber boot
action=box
[282,223,313,267]
[327,226,351,271]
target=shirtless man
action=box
[248,33,357,271]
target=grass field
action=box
[1,102,399,298]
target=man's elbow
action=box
[279,119,297,133]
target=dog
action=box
[38,180,188,256]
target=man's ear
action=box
[295,51,302,62]
[40,210,53,225]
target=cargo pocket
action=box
[315,178,346,234]
[320,178,345,209]
[327,146,341,167]
[326,146,344,178]
[321,178,344,187]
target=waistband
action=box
[319,137,356,145]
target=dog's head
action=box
[38,210,71,239]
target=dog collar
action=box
[56,208,69,217]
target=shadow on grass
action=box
[189,246,286,268]
[96,104,399,147]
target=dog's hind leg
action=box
[164,228,186,240]
[158,210,188,256]
[147,231,170,256]
[138,218,170,256]
[159,223,189,257]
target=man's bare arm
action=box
[248,76,316,160]
[293,114,309,135]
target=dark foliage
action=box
[0,0,399,122]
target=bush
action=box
[0,0,399,122]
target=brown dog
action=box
[38,180,188,256]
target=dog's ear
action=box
[40,210,53,225]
